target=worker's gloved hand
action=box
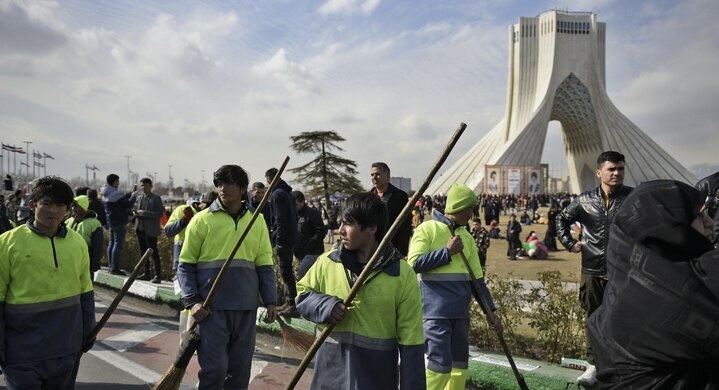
[182,207,194,223]
[191,303,210,322]
[330,301,347,324]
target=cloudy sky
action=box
[1,0,717,192]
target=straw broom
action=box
[153,156,290,390]
[450,227,530,390]
[285,122,467,390]
[277,315,315,353]
[84,248,153,350]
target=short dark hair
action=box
[530,172,538,179]
[251,182,265,191]
[371,162,390,175]
[597,151,625,168]
[341,192,388,242]
[140,177,152,185]
[106,173,119,185]
[213,165,249,188]
[88,188,99,199]
[31,176,74,207]
[75,186,89,196]
[265,168,279,182]
[292,190,305,203]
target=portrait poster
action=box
[485,165,501,194]
[527,167,542,194]
[507,167,521,194]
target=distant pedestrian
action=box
[101,174,137,276]
[132,177,164,283]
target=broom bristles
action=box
[277,316,315,353]
[152,364,187,390]
[151,329,199,390]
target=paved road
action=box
[0,286,313,390]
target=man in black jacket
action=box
[265,168,299,316]
[556,151,633,387]
[292,191,325,280]
[370,162,411,257]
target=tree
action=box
[289,131,365,207]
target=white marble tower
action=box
[428,10,696,194]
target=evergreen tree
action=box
[289,131,365,207]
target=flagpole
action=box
[23,141,31,181]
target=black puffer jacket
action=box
[556,185,632,276]
[588,180,719,389]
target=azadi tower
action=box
[427,10,696,195]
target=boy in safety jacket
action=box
[165,191,218,340]
[178,165,277,390]
[296,192,425,390]
[408,183,501,390]
[66,195,104,278]
[0,176,96,389]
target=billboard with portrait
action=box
[527,167,542,194]
[485,166,501,194]
[507,167,521,194]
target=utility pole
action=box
[23,141,31,180]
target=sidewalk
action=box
[94,269,587,389]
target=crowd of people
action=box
[0,150,716,389]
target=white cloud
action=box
[252,48,321,95]
[318,0,381,16]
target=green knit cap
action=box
[444,183,477,214]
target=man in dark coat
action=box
[265,168,299,316]
[588,179,718,389]
[292,190,325,280]
[370,162,412,257]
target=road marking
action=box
[102,321,168,352]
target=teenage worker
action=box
[555,151,633,387]
[177,165,277,390]
[66,194,103,278]
[408,183,501,390]
[296,192,425,389]
[164,191,218,339]
[0,176,95,389]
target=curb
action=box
[94,269,184,311]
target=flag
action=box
[34,151,42,159]
[34,161,44,168]
[14,146,25,154]
[20,161,29,167]
[43,152,54,160]
[93,164,99,171]
[1,143,11,151]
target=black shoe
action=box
[151,277,162,284]
[137,273,151,281]
[109,269,126,276]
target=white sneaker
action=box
[577,363,597,387]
